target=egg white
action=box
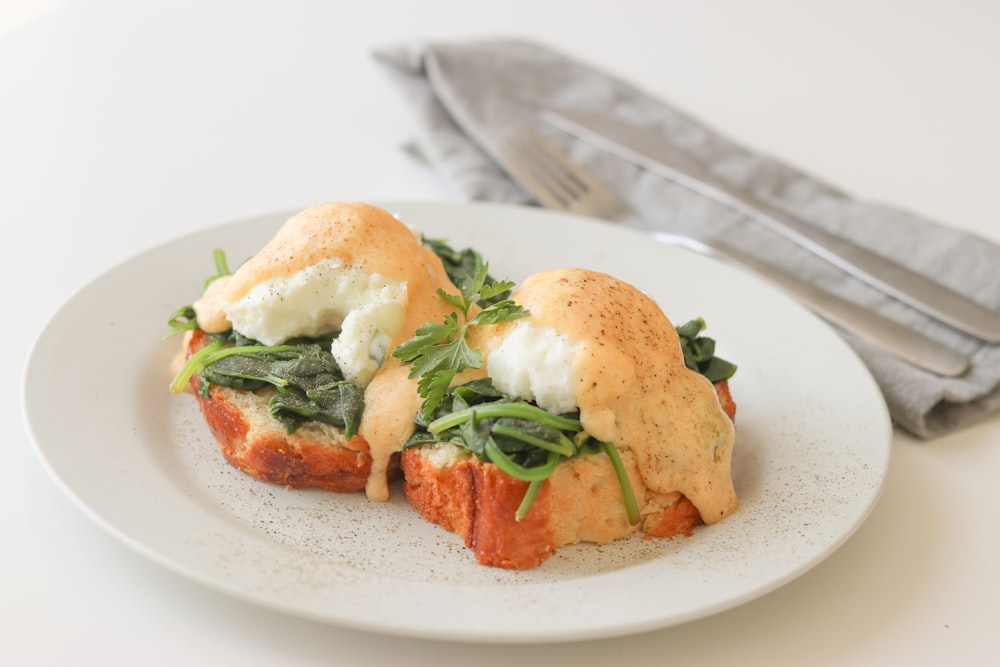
[223,257,407,386]
[486,322,580,414]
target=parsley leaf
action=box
[393,263,528,420]
[422,237,512,307]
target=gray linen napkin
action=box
[374,38,1000,439]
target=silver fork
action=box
[495,128,969,377]
[499,130,636,222]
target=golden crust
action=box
[401,381,735,570]
[715,379,736,422]
[186,330,396,492]
[401,447,704,570]
[402,448,555,569]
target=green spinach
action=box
[676,317,737,383]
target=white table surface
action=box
[5,1,999,665]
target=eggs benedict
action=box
[170,202,464,500]
[400,268,737,569]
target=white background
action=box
[4,1,998,665]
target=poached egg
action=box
[193,202,461,500]
[471,268,738,524]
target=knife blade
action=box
[542,108,1000,343]
[654,232,969,377]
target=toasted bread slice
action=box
[401,381,735,570]
[184,330,393,492]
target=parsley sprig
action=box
[392,263,528,420]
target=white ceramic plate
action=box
[22,201,891,643]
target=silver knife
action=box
[657,232,969,377]
[542,108,1000,343]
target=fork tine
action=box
[521,130,599,195]
[498,126,632,221]
[501,129,608,210]
[516,134,588,201]
[499,131,573,210]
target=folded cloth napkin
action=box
[374,38,1000,439]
